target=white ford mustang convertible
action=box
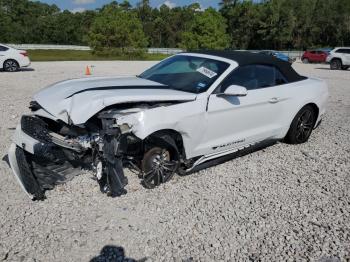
[8,51,329,200]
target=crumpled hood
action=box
[33,76,197,125]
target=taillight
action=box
[20,52,28,57]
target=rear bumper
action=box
[19,57,31,67]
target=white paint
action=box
[0,44,31,69]
[14,53,329,167]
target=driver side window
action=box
[219,64,288,92]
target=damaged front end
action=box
[8,102,181,200]
[8,108,134,200]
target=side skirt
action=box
[186,139,278,174]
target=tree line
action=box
[0,0,349,52]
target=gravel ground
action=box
[0,61,349,262]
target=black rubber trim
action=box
[189,51,307,83]
[15,146,45,200]
[188,139,277,175]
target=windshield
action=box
[139,55,230,93]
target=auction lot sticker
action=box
[196,67,217,78]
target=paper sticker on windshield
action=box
[196,67,217,79]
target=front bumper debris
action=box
[8,115,129,200]
[8,116,84,200]
[98,118,128,197]
[8,144,42,200]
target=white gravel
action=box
[0,61,349,262]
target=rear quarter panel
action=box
[277,77,328,138]
[7,49,30,67]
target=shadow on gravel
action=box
[90,245,148,262]
[0,68,35,73]
[2,154,10,167]
[20,68,35,72]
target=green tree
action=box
[88,3,147,52]
[221,0,262,49]
[258,0,295,49]
[120,0,132,10]
[1,0,350,50]
[180,8,230,50]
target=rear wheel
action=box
[141,147,178,189]
[3,59,19,72]
[285,105,316,144]
[330,59,342,70]
[302,58,309,64]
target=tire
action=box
[341,66,349,70]
[302,58,309,64]
[141,146,178,189]
[285,105,317,144]
[3,59,19,72]
[330,59,342,70]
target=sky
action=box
[37,0,221,13]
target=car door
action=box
[314,51,321,62]
[0,45,8,68]
[314,51,325,62]
[307,51,315,62]
[200,65,287,156]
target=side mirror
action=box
[218,85,248,97]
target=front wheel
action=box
[285,105,316,144]
[3,59,19,72]
[141,147,179,189]
[330,59,342,70]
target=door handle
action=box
[269,97,279,103]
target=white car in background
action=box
[0,44,31,72]
[326,47,350,70]
[8,51,329,200]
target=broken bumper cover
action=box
[8,143,44,200]
[8,117,79,200]
[8,122,50,200]
[8,115,129,200]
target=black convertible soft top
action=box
[190,50,307,83]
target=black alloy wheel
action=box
[286,105,316,144]
[330,59,342,70]
[4,60,19,72]
[142,147,178,189]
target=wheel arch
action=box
[288,102,320,130]
[331,57,343,64]
[3,58,19,66]
[143,129,186,160]
[305,103,319,123]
